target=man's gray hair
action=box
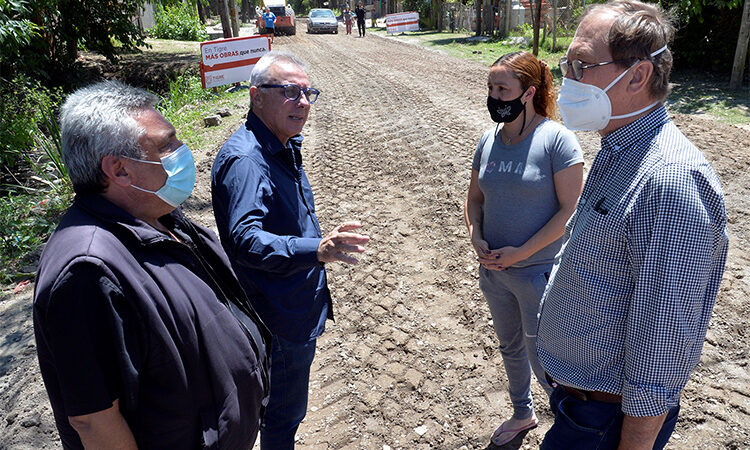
[60,80,158,194]
[249,51,308,109]
[583,0,675,102]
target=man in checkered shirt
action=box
[536,1,729,449]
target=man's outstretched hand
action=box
[317,221,370,264]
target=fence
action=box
[442,0,576,36]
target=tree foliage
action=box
[565,0,744,72]
[664,0,743,23]
[671,4,743,71]
[0,0,39,67]
[151,2,208,41]
[656,0,744,71]
[1,0,149,83]
[403,0,432,27]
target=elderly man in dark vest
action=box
[34,80,271,449]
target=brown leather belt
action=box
[546,373,622,404]
[561,385,622,403]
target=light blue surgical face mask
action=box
[127,143,196,207]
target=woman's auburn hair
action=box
[492,51,557,118]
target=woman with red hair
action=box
[464,51,584,446]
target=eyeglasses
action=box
[259,83,321,104]
[558,57,629,81]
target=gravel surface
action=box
[1,25,748,450]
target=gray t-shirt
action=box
[472,118,584,267]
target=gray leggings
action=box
[479,264,553,419]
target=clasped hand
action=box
[318,221,370,264]
[472,237,525,271]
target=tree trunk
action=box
[197,0,206,24]
[730,0,750,89]
[504,0,511,37]
[60,0,79,66]
[219,0,233,37]
[532,0,543,56]
[229,0,240,36]
[483,0,493,35]
[209,0,219,16]
[552,0,557,51]
[476,0,482,35]
[433,0,444,31]
[241,0,251,22]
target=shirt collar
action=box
[245,109,305,156]
[601,105,669,155]
[74,193,186,246]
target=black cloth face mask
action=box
[487,93,525,124]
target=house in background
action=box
[134,2,159,30]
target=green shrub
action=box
[157,70,216,123]
[0,77,62,170]
[0,190,70,282]
[2,0,148,83]
[150,2,208,41]
[0,0,39,67]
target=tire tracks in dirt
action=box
[282,31,551,449]
[271,31,750,449]
[0,29,747,450]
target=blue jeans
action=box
[540,386,680,449]
[479,264,553,420]
[260,335,317,450]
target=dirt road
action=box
[1,26,749,449]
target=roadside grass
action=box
[667,70,750,125]
[371,28,749,125]
[157,71,248,151]
[370,28,571,69]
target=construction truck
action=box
[256,0,296,35]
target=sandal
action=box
[491,416,539,446]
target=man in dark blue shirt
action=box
[211,51,370,449]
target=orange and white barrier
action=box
[385,11,419,34]
[200,35,271,89]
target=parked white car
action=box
[307,8,338,34]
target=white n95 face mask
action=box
[557,45,668,131]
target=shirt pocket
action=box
[570,199,627,264]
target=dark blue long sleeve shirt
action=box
[211,111,332,343]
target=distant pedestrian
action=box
[343,4,354,35]
[465,51,584,447]
[262,7,276,43]
[355,2,366,37]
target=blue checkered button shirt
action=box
[537,106,729,417]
